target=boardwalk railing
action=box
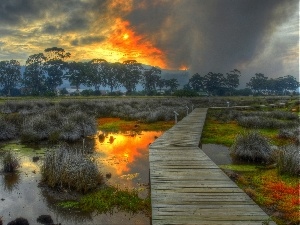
[149,108,275,225]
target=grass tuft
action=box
[277,144,300,176]
[1,150,20,172]
[230,130,273,163]
[41,146,103,193]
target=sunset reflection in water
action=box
[94,131,162,190]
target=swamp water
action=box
[0,131,162,225]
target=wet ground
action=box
[0,131,162,225]
[201,144,231,165]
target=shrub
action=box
[277,145,299,176]
[230,131,273,163]
[59,112,97,141]
[268,110,299,120]
[1,151,20,172]
[278,128,300,144]
[59,120,82,141]
[68,112,97,136]
[21,115,51,142]
[41,146,103,193]
[0,118,17,140]
[237,116,298,129]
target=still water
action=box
[0,131,162,225]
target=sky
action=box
[0,0,298,86]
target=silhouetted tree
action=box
[225,69,240,95]
[0,60,21,96]
[121,60,143,94]
[203,72,225,95]
[141,66,161,95]
[87,59,107,91]
[44,47,70,92]
[246,73,268,94]
[23,53,47,95]
[105,62,122,93]
[65,61,86,92]
[157,78,166,93]
[165,78,179,92]
[281,75,299,94]
[189,73,204,92]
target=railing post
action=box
[186,106,189,116]
[174,111,179,123]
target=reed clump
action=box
[230,130,273,163]
[278,128,300,144]
[41,146,103,193]
[277,144,299,176]
[0,118,17,140]
[1,150,20,172]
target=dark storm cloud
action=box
[42,24,58,34]
[0,0,48,25]
[0,0,108,29]
[127,0,299,77]
[71,36,106,46]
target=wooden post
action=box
[186,106,189,116]
[174,111,179,123]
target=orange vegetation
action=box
[259,172,300,223]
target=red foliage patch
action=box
[261,178,300,223]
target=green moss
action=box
[58,186,151,215]
[201,119,240,147]
[57,201,79,209]
[98,118,173,132]
[220,164,260,172]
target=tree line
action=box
[0,47,299,96]
[0,47,180,96]
[182,70,299,96]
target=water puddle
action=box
[0,131,161,225]
[201,144,232,165]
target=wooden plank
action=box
[149,108,274,225]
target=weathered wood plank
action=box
[149,108,275,225]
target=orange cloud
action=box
[103,18,167,68]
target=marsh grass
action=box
[278,128,299,145]
[277,144,299,176]
[41,146,103,193]
[1,150,20,172]
[237,116,298,129]
[0,118,17,140]
[230,130,273,163]
[19,110,97,143]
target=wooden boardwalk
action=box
[149,108,275,225]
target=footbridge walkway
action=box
[149,108,275,225]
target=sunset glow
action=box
[179,65,189,71]
[102,18,167,68]
[94,131,162,176]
